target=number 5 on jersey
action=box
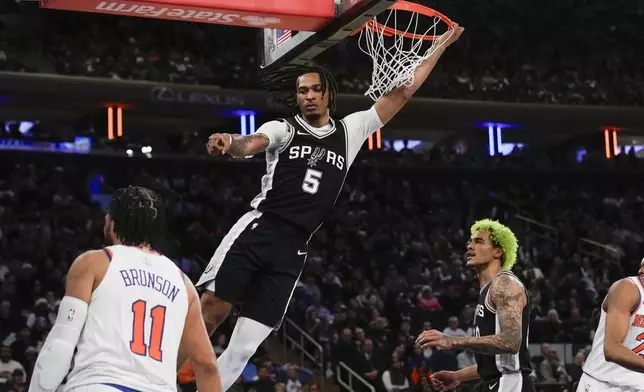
[302,169,322,195]
[130,300,167,362]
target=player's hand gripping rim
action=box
[435,23,465,49]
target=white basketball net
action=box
[358,8,454,101]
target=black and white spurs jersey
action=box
[250,115,351,234]
[473,270,532,380]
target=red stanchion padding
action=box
[39,0,335,31]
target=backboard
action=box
[260,0,395,72]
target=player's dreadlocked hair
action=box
[261,64,338,115]
[108,186,167,248]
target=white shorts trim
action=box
[66,384,125,392]
[196,210,262,290]
[496,373,523,392]
[578,372,644,392]
[66,383,175,392]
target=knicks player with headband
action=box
[578,257,644,392]
[417,220,534,392]
[28,187,222,392]
[197,23,465,392]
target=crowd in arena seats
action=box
[0,146,642,392]
[0,152,316,392]
[0,0,642,105]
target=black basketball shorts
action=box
[196,210,309,329]
[476,373,535,392]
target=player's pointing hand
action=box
[206,133,232,156]
[415,329,452,349]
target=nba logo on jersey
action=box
[251,222,259,230]
[67,308,76,321]
[307,147,326,167]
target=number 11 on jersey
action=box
[130,300,167,362]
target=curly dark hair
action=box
[261,64,338,115]
[108,186,167,248]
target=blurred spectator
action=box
[213,334,227,356]
[284,364,303,392]
[381,357,410,392]
[254,366,276,392]
[2,368,26,392]
[538,344,570,384]
[456,350,476,369]
[443,316,467,337]
[0,347,24,384]
[353,340,385,386]
[565,349,587,382]
[417,286,442,311]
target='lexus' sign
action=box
[150,86,245,106]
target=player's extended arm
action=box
[29,250,107,392]
[455,365,480,382]
[226,133,269,157]
[179,276,222,392]
[445,275,525,355]
[207,132,269,158]
[373,24,464,125]
[431,365,478,391]
[603,279,644,372]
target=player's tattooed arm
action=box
[416,276,524,354]
[227,134,270,157]
[445,275,525,354]
[206,133,269,157]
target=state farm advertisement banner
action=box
[40,0,334,31]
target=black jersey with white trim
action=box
[473,270,532,380]
[250,116,349,234]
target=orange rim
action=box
[350,0,454,40]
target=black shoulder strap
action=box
[282,116,298,128]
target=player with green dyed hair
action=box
[417,220,533,391]
[469,218,519,270]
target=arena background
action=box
[0,0,643,392]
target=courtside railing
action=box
[282,317,324,390]
[336,362,375,392]
[515,215,558,245]
[578,238,621,263]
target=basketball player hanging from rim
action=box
[417,219,535,392]
[192,22,464,391]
